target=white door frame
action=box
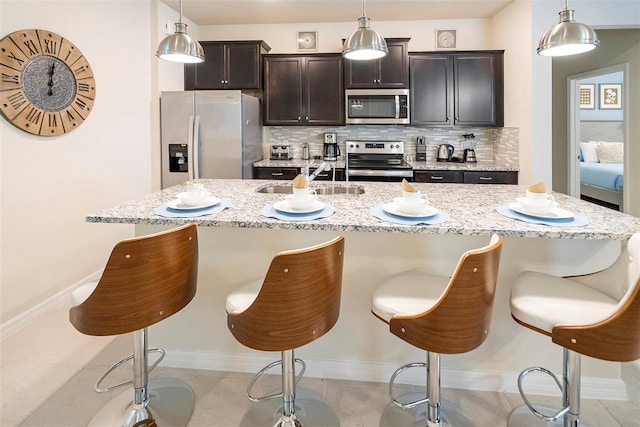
[567,64,628,209]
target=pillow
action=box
[596,142,623,163]
[580,142,600,163]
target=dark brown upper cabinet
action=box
[344,38,410,89]
[410,51,504,127]
[263,54,344,126]
[184,41,271,90]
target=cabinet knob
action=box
[305,116,309,120]
[221,80,225,84]
[297,116,301,121]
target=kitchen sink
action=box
[256,184,365,195]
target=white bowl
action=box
[285,194,318,210]
[394,196,429,215]
[177,191,211,207]
[516,197,558,215]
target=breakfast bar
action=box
[87,179,640,399]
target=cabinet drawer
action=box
[308,168,345,181]
[463,171,518,184]
[253,167,298,180]
[414,171,463,183]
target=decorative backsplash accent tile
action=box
[265,125,519,168]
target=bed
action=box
[579,129,624,210]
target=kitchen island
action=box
[87,179,640,399]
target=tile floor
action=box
[2,301,638,426]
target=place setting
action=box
[262,174,335,222]
[371,179,450,225]
[496,182,589,226]
[154,182,232,218]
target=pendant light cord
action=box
[362,0,367,18]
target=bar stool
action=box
[371,234,503,426]
[509,233,640,427]
[226,236,345,427]
[69,224,198,427]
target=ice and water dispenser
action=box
[168,144,189,173]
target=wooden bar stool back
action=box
[69,224,198,427]
[371,234,503,427]
[509,232,640,427]
[226,236,345,427]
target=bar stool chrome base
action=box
[88,378,195,427]
[381,392,473,427]
[239,388,339,427]
[509,405,592,427]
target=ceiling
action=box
[160,0,514,25]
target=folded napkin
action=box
[496,205,589,227]
[262,204,336,222]
[371,204,450,225]
[154,199,232,218]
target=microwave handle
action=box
[395,95,400,119]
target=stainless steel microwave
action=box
[345,89,410,124]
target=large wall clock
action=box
[0,29,96,136]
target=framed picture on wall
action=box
[579,84,595,109]
[599,84,622,109]
[297,31,318,51]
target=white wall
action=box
[201,19,489,53]
[0,1,153,322]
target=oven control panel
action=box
[346,140,404,155]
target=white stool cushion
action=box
[371,270,450,323]
[70,280,100,307]
[511,271,619,334]
[225,279,263,314]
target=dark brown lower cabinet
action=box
[253,167,299,180]
[415,170,517,184]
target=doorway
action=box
[568,65,627,212]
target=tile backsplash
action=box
[264,125,519,167]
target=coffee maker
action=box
[323,132,340,161]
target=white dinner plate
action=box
[274,199,325,214]
[509,202,574,220]
[383,202,438,218]
[167,196,220,210]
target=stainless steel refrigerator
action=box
[160,90,262,188]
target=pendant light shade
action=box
[343,0,388,60]
[156,0,205,63]
[537,1,599,57]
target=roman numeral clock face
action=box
[0,29,95,136]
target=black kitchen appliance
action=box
[463,134,477,163]
[346,140,413,182]
[416,136,427,161]
[323,132,340,161]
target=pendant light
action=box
[537,0,599,57]
[342,0,388,60]
[156,0,205,63]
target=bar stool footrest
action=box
[389,362,429,409]
[95,348,165,394]
[516,366,569,422]
[247,358,306,403]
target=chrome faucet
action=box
[305,162,331,184]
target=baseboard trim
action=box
[163,350,629,401]
[0,270,102,340]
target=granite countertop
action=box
[87,179,639,240]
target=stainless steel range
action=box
[346,140,413,182]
